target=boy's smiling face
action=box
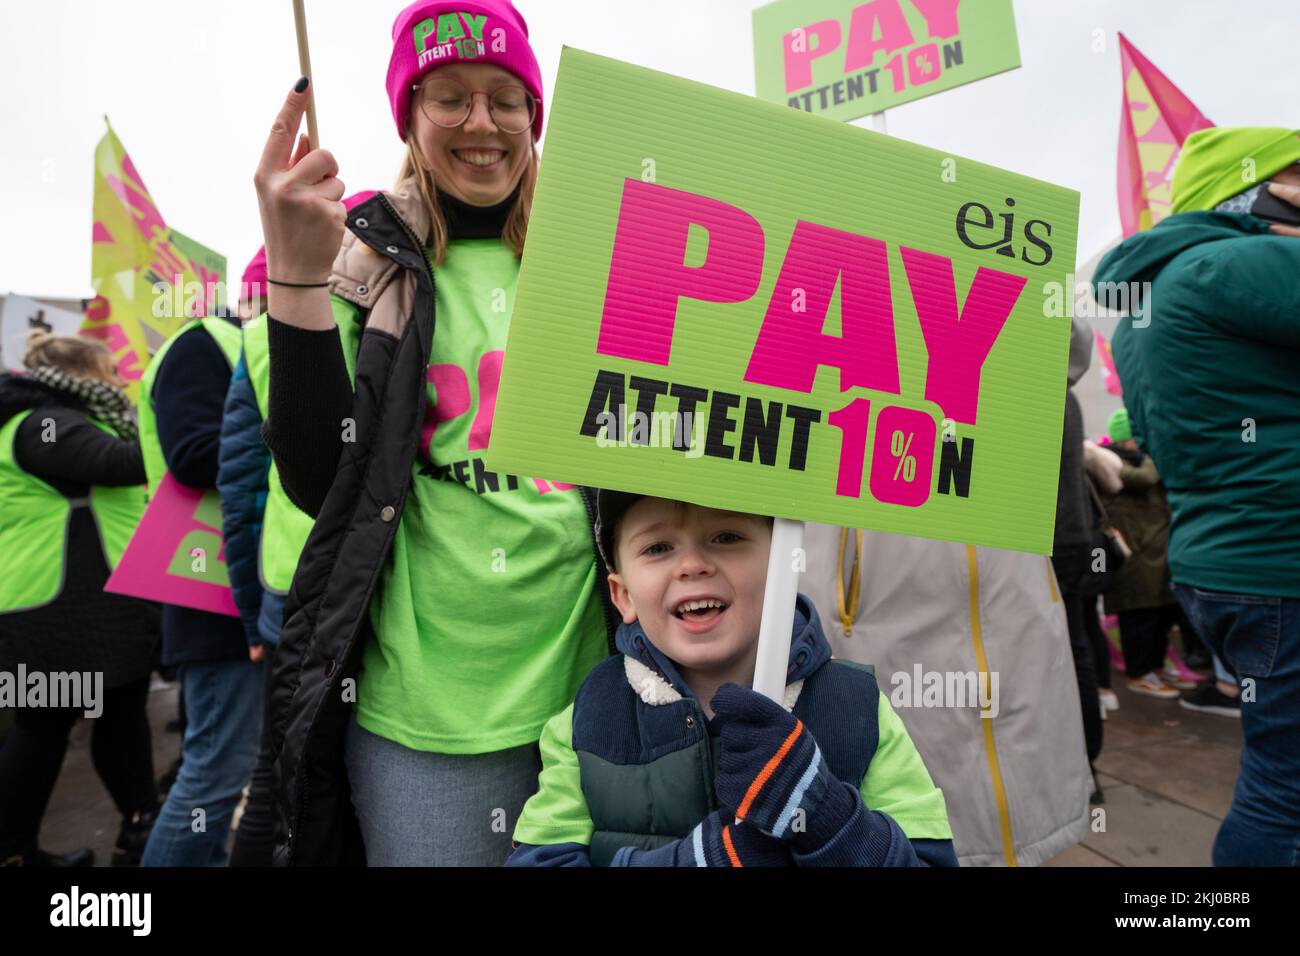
[607,498,772,675]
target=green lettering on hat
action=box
[412,17,437,54]
[437,12,465,44]
[462,13,486,40]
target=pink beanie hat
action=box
[239,247,268,307]
[386,0,544,142]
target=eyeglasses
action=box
[411,76,536,135]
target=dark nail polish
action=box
[294,76,309,93]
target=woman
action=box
[1099,408,1187,700]
[254,0,615,866]
[0,331,160,866]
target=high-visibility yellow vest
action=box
[242,315,312,595]
[137,317,242,498]
[240,303,362,594]
[0,410,145,613]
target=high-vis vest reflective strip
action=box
[241,304,362,595]
[0,410,147,614]
[138,317,243,498]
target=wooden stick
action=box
[292,0,319,149]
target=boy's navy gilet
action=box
[573,657,879,866]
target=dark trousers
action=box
[0,677,156,860]
[1062,591,1103,764]
[229,676,276,867]
[1084,595,1111,690]
[1172,604,1211,661]
[1119,605,1180,678]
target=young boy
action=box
[506,491,957,866]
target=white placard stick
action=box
[292,0,319,149]
[751,517,805,702]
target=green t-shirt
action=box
[357,238,608,753]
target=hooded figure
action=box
[1093,127,1300,867]
[1093,128,1300,604]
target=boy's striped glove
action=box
[614,809,791,866]
[677,810,792,867]
[710,682,860,852]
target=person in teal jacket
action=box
[1092,127,1300,867]
[507,492,956,867]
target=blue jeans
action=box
[141,658,264,867]
[1173,584,1300,866]
[344,716,541,866]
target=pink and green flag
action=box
[1095,329,1121,397]
[85,119,226,402]
[1117,33,1213,236]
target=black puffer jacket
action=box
[262,185,617,866]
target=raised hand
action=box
[1265,181,1300,238]
[253,78,347,327]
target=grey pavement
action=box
[1045,676,1242,867]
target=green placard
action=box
[753,0,1021,120]
[487,47,1078,555]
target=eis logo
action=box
[414,12,500,68]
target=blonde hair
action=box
[23,331,112,378]
[396,135,537,265]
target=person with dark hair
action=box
[1099,408,1187,701]
[134,311,261,868]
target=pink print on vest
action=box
[423,349,576,494]
[421,363,471,458]
[467,351,504,451]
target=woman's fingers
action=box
[288,147,340,186]
[252,77,346,296]
[1268,223,1300,238]
[1266,181,1300,209]
[316,176,346,203]
[257,78,310,177]
[290,133,311,169]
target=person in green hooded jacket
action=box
[1093,127,1300,867]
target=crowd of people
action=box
[0,0,1295,868]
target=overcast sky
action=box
[1,0,1292,297]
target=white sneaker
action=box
[1098,689,1120,712]
[1127,672,1181,699]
